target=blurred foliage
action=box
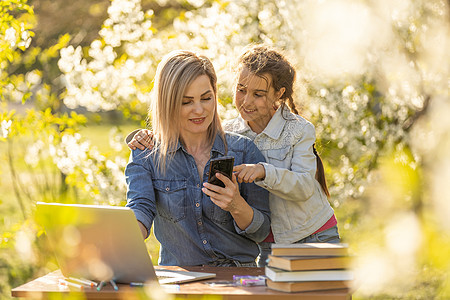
[1,0,450,299]
[0,0,34,103]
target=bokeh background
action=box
[1,0,450,299]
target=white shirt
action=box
[223,107,334,243]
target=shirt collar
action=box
[233,106,288,140]
[260,107,287,140]
[210,133,227,157]
[170,133,227,157]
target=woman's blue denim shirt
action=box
[125,132,270,266]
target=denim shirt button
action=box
[165,187,170,191]
[198,221,202,226]
[195,203,200,207]
[196,183,200,188]
[202,240,207,244]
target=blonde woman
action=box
[125,50,270,267]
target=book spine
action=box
[265,267,354,282]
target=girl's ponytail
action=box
[312,144,330,198]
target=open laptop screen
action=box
[36,202,158,283]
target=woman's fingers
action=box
[202,184,225,208]
[202,182,221,194]
[202,173,238,212]
[216,172,233,187]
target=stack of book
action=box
[265,243,353,293]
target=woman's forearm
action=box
[229,196,254,230]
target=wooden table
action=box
[12,266,351,299]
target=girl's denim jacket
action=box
[224,108,334,244]
[125,132,270,266]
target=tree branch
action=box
[403,95,431,132]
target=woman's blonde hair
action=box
[150,50,225,173]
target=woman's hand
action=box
[202,172,241,213]
[137,221,148,239]
[202,172,254,230]
[233,164,265,183]
[128,129,154,150]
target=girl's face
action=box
[179,74,216,138]
[235,67,282,131]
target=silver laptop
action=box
[36,202,216,284]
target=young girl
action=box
[226,45,340,266]
[127,45,340,267]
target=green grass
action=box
[0,122,141,220]
[78,122,141,154]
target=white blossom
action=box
[25,140,46,167]
[47,131,128,205]
[109,127,124,152]
[5,27,16,47]
[1,120,12,139]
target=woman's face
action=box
[235,67,280,130]
[179,74,216,138]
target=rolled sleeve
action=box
[233,207,265,236]
[132,209,151,237]
[125,149,156,239]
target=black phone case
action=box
[208,156,234,188]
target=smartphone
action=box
[208,156,235,188]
